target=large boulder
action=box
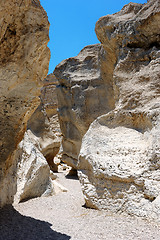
[0,0,50,207]
[54,44,115,169]
[13,131,53,204]
[78,0,160,221]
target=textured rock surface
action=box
[54,44,115,169]
[14,131,53,204]
[27,73,61,171]
[0,0,50,207]
[78,0,160,222]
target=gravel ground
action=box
[0,171,160,240]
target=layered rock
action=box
[54,44,115,169]
[78,0,160,221]
[0,0,50,207]
[27,73,61,172]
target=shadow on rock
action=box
[65,169,78,180]
[65,175,79,181]
[0,205,71,240]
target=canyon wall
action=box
[14,73,61,203]
[54,44,115,169]
[27,73,61,171]
[0,0,50,207]
[78,0,160,221]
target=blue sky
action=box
[40,0,147,74]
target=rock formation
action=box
[27,73,61,172]
[13,131,53,204]
[0,0,50,207]
[13,73,61,203]
[54,44,115,169]
[78,0,160,222]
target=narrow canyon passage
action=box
[0,0,160,238]
[1,169,160,240]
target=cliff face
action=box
[0,0,50,207]
[13,73,61,203]
[54,44,115,169]
[27,73,61,171]
[78,0,160,221]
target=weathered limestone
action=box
[54,44,115,169]
[13,131,53,204]
[0,0,50,207]
[78,0,160,222]
[27,73,61,172]
[13,73,61,203]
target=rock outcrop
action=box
[54,44,115,169]
[0,0,50,207]
[27,73,61,172]
[13,73,61,202]
[13,131,53,204]
[78,0,160,222]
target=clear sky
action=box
[40,0,147,74]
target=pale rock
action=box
[13,73,61,203]
[14,132,53,204]
[13,73,61,201]
[0,0,50,207]
[27,73,61,172]
[54,44,115,169]
[78,0,160,222]
[52,180,68,194]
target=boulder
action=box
[78,0,160,222]
[13,131,53,204]
[54,44,115,169]
[0,0,50,207]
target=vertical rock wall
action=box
[78,0,160,222]
[54,44,115,169]
[0,0,50,207]
[27,73,61,171]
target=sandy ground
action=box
[0,171,160,240]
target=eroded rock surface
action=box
[78,0,160,221]
[13,131,53,204]
[27,73,61,172]
[0,0,50,207]
[54,44,115,169]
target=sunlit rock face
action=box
[13,131,53,204]
[54,44,115,169]
[0,0,50,207]
[78,0,160,222]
